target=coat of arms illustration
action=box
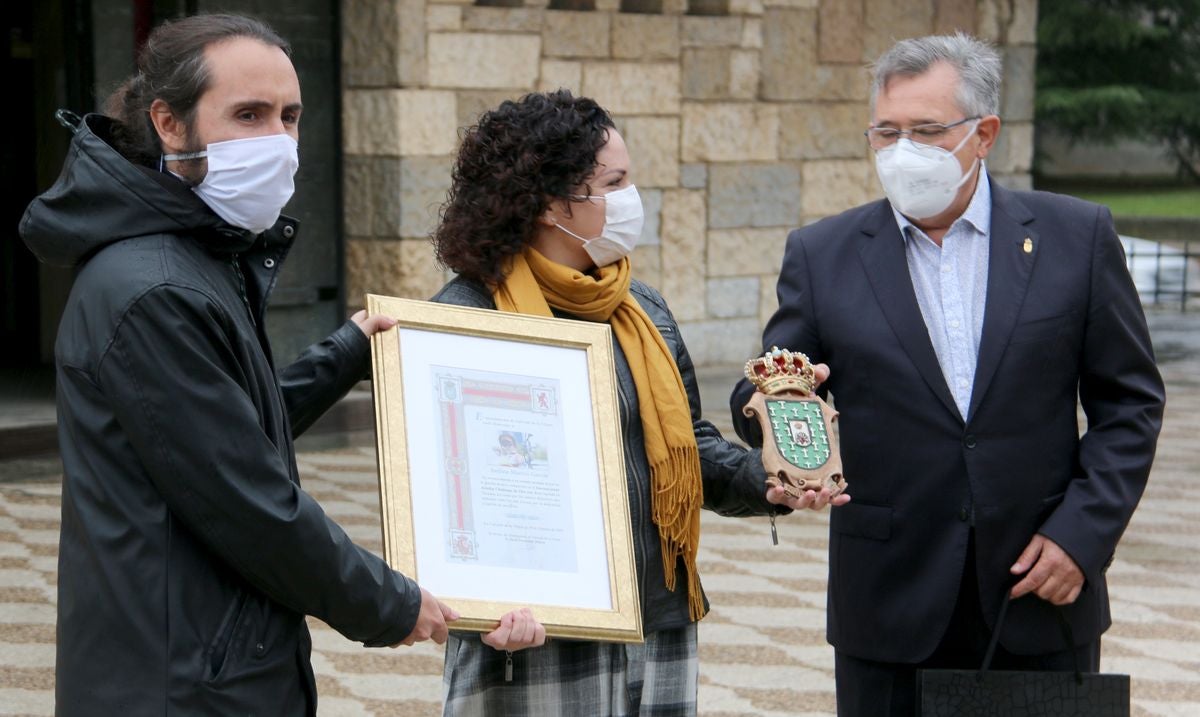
[742,347,846,498]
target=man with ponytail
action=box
[20,14,539,715]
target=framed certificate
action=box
[367,294,642,643]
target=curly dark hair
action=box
[433,90,615,287]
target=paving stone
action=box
[4,313,1196,717]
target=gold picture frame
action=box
[367,294,642,643]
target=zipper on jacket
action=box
[229,254,257,327]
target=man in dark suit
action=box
[730,33,1165,717]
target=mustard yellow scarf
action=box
[494,248,706,621]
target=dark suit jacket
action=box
[730,181,1165,663]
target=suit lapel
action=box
[968,184,1039,420]
[857,202,962,421]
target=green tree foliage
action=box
[1037,0,1200,180]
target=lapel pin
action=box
[1023,237,1033,254]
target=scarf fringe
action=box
[652,445,707,621]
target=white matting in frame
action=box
[367,295,642,643]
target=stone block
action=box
[779,102,868,160]
[818,0,863,64]
[977,0,1037,45]
[682,49,732,100]
[583,63,681,115]
[427,32,542,89]
[346,238,447,306]
[758,273,778,328]
[863,0,933,64]
[640,187,664,245]
[342,0,426,87]
[539,60,583,93]
[542,11,610,58]
[1001,45,1036,123]
[463,6,543,32]
[760,8,815,99]
[632,244,663,289]
[763,7,870,104]
[612,15,681,60]
[399,156,454,238]
[707,227,788,276]
[730,50,759,99]
[681,103,778,162]
[680,163,707,189]
[619,116,679,188]
[343,155,401,237]
[933,0,976,34]
[988,122,1033,175]
[676,318,762,366]
[741,18,763,49]
[761,0,817,6]
[729,0,764,15]
[659,189,707,320]
[800,159,878,218]
[706,277,760,318]
[343,89,459,157]
[426,5,462,32]
[708,163,801,229]
[681,17,743,47]
[456,90,524,129]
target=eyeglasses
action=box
[864,117,980,149]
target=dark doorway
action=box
[3,0,92,369]
[4,0,344,369]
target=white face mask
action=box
[164,134,299,235]
[874,123,980,220]
[555,184,645,267]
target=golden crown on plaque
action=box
[744,346,816,395]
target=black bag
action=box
[917,594,1130,716]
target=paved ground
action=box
[1,310,1197,716]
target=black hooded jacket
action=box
[20,114,421,715]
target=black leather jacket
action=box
[432,276,780,635]
[20,114,421,715]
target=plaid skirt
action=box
[441,623,699,716]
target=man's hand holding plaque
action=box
[743,347,848,500]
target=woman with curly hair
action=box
[431,89,846,716]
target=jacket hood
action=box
[20,113,254,267]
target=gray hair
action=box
[870,32,1003,118]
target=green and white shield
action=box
[767,399,830,470]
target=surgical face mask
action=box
[874,123,979,220]
[164,133,299,235]
[555,184,645,267]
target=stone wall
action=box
[341,0,1038,365]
